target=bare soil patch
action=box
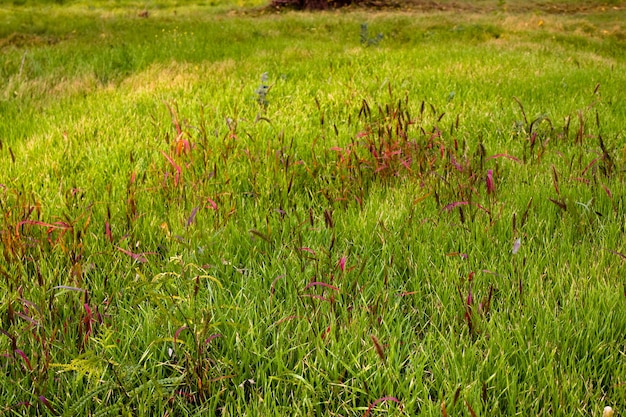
[269,0,623,13]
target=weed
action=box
[255,72,271,110]
[360,23,383,46]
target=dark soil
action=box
[268,0,623,13]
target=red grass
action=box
[14,349,32,371]
[581,157,599,176]
[15,311,39,326]
[174,326,189,344]
[303,281,339,291]
[487,153,521,163]
[549,198,567,211]
[300,294,329,302]
[601,183,613,199]
[321,325,331,340]
[465,400,478,417]
[551,165,560,195]
[116,246,150,263]
[104,221,113,243]
[15,220,72,245]
[363,396,401,417]
[486,169,495,195]
[338,256,347,272]
[370,335,385,363]
[442,201,469,212]
[83,303,94,343]
[206,197,218,211]
[606,249,626,260]
[204,334,222,348]
[186,207,199,227]
[270,274,286,297]
[38,396,56,414]
[160,150,182,187]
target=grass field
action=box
[1,0,625,415]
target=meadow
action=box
[1,0,625,415]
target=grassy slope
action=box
[1,1,625,415]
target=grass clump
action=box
[1,0,625,415]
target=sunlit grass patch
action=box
[119,61,208,96]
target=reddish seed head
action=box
[105,221,113,243]
[338,256,347,272]
[371,335,385,362]
[39,396,55,413]
[486,170,495,194]
[206,197,218,211]
[364,397,401,417]
[14,349,32,371]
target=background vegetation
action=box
[1,0,625,415]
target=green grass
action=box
[1,1,625,415]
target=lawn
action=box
[0,0,625,415]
